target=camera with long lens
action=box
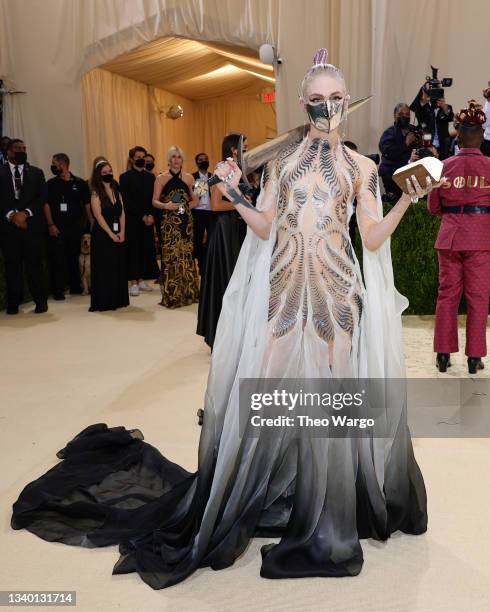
[423,65,453,102]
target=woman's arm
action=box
[214,161,277,240]
[152,175,180,211]
[355,157,438,251]
[91,193,118,241]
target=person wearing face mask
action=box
[10,49,433,588]
[119,146,159,297]
[152,145,200,308]
[191,152,215,274]
[196,133,248,349]
[378,103,418,201]
[144,153,156,174]
[0,138,48,314]
[44,153,91,299]
[88,159,128,312]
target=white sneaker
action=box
[138,281,152,292]
[130,284,140,296]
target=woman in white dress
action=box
[11,49,435,589]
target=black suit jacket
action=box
[0,163,47,234]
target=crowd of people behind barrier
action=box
[1,86,489,354]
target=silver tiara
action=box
[95,159,108,168]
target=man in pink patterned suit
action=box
[428,101,490,374]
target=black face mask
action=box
[134,158,145,168]
[51,165,62,176]
[14,151,27,165]
[145,162,155,171]
[396,117,410,129]
[198,160,210,172]
[102,174,113,184]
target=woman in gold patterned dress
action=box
[152,146,199,308]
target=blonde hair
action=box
[299,48,346,101]
[167,145,185,163]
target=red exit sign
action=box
[261,90,276,104]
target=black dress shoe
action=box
[436,353,451,372]
[6,306,19,315]
[34,302,48,314]
[197,409,204,426]
[53,293,65,301]
[468,357,484,374]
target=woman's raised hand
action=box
[214,158,242,195]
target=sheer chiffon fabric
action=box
[11,137,426,589]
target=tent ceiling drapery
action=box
[81,35,277,177]
[101,36,275,100]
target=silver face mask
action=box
[305,98,348,133]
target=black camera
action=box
[408,128,435,158]
[423,65,453,101]
[407,127,423,149]
[416,131,436,158]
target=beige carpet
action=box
[1,293,489,612]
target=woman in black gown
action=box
[196,133,248,348]
[89,159,129,312]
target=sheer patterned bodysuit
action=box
[264,137,378,377]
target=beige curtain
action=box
[1,0,276,176]
[275,0,490,151]
[81,69,152,179]
[193,94,277,165]
[81,68,277,179]
[3,0,490,173]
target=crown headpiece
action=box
[455,100,486,127]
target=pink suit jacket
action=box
[427,148,490,250]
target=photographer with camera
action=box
[410,66,454,160]
[482,85,490,156]
[378,103,420,201]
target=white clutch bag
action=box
[392,157,444,194]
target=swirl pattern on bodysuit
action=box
[267,139,365,348]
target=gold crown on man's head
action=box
[455,100,486,128]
